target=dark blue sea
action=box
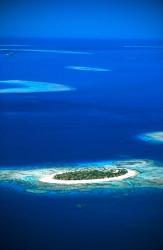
[0,39,163,250]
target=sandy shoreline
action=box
[39,169,138,185]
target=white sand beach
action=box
[39,169,138,185]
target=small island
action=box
[54,168,127,180]
[39,167,137,185]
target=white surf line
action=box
[0,48,92,55]
[39,169,138,185]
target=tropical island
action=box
[54,168,127,180]
[39,167,137,185]
[1,159,163,190]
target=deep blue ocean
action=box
[0,39,163,250]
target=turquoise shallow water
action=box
[138,131,163,144]
[0,159,162,194]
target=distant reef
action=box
[66,66,111,72]
[0,80,74,93]
[138,131,163,143]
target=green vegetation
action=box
[54,168,128,180]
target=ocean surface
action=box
[0,39,163,250]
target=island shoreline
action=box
[39,169,138,185]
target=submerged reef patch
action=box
[0,48,92,55]
[138,132,163,144]
[0,80,75,93]
[66,66,111,72]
